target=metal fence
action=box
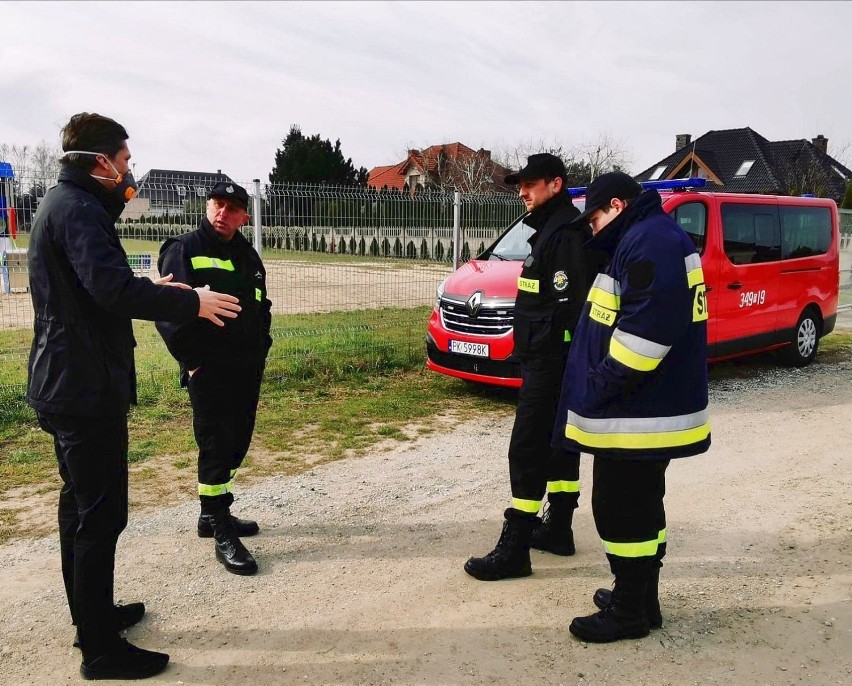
[0,169,525,417]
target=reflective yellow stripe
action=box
[255,288,261,302]
[518,277,539,293]
[547,480,580,494]
[602,529,667,558]
[609,329,670,372]
[230,469,238,479]
[685,254,704,288]
[566,422,711,450]
[564,330,571,342]
[190,256,235,271]
[587,287,621,311]
[512,497,542,514]
[198,481,233,496]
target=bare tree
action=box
[494,134,634,186]
[579,134,633,180]
[0,140,61,194]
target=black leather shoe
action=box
[210,513,258,576]
[198,512,259,538]
[80,638,169,680]
[73,603,146,648]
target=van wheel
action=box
[779,309,820,367]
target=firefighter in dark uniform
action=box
[27,112,242,681]
[156,181,272,576]
[465,153,592,581]
[554,172,711,642]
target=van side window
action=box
[721,203,781,265]
[669,202,707,253]
[779,206,832,259]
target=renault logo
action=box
[466,291,483,317]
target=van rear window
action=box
[780,206,832,259]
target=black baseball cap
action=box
[505,153,567,185]
[208,181,249,210]
[575,172,642,222]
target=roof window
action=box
[734,160,755,177]
[649,165,667,180]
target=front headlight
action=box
[435,276,449,310]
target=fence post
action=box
[453,189,461,270]
[252,179,262,257]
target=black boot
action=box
[74,603,146,648]
[530,493,577,556]
[210,511,258,576]
[464,509,535,581]
[198,511,259,538]
[592,564,663,629]
[570,561,651,642]
[80,638,169,680]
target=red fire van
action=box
[426,179,840,387]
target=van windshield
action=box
[487,216,535,260]
[483,199,587,261]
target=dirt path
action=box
[1,357,851,685]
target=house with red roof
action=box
[368,143,512,194]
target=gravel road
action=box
[1,336,850,685]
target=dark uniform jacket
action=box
[26,166,200,417]
[512,193,590,360]
[555,190,711,460]
[155,219,272,383]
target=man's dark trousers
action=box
[508,356,580,508]
[187,360,263,515]
[37,411,129,655]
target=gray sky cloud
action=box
[2,0,850,183]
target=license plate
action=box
[449,340,490,358]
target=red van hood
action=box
[442,259,522,300]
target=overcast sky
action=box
[2,0,850,183]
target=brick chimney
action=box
[676,134,692,151]
[811,135,828,154]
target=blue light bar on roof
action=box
[567,177,706,197]
[0,162,14,179]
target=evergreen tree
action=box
[269,125,368,186]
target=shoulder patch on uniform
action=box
[553,270,569,292]
[627,260,655,291]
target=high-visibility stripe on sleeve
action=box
[198,481,233,497]
[565,409,710,450]
[586,273,621,311]
[602,528,667,558]
[230,469,238,479]
[547,480,580,494]
[255,288,262,301]
[512,497,542,514]
[609,329,672,372]
[191,256,235,271]
[685,254,704,288]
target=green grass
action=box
[1,300,849,543]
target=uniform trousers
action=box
[508,356,581,512]
[592,456,669,574]
[37,411,129,655]
[187,360,263,515]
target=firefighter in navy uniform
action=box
[156,182,272,576]
[465,153,593,581]
[553,172,711,643]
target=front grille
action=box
[440,298,514,336]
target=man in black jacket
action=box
[27,112,242,681]
[465,153,590,581]
[156,181,272,577]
